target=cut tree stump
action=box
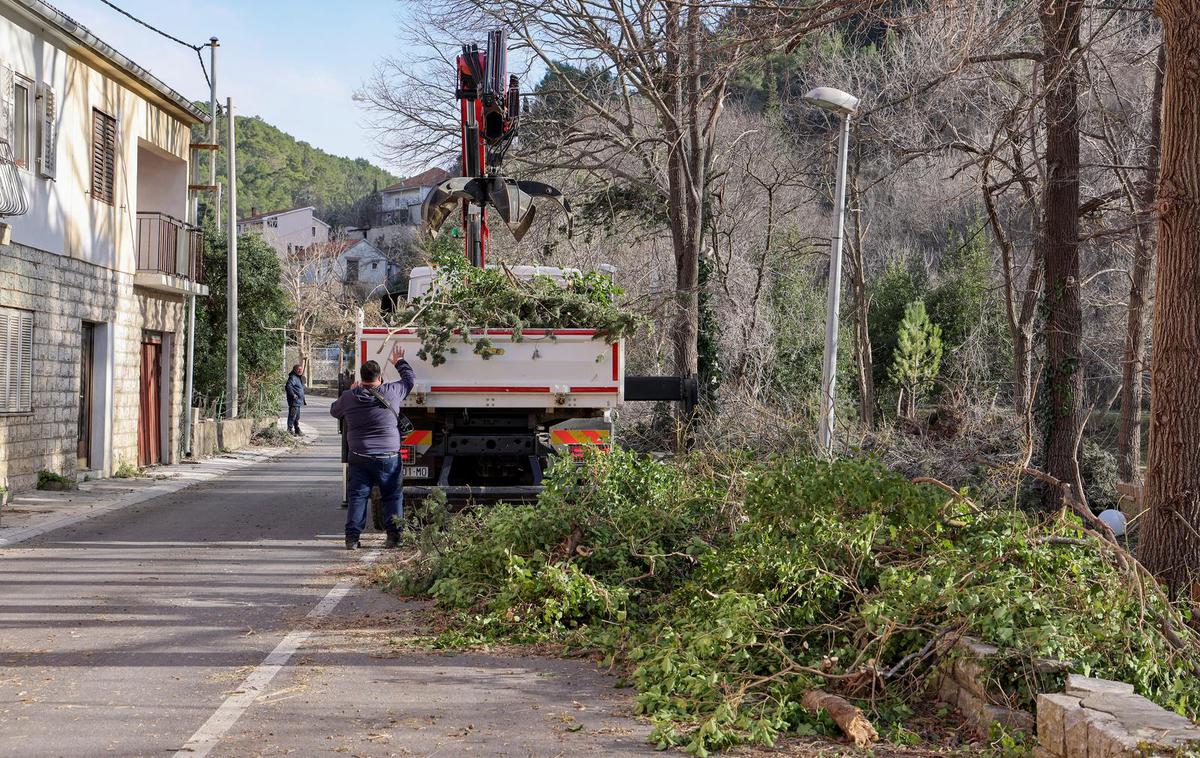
[801,689,879,747]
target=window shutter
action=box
[37,83,55,179]
[17,310,32,412]
[0,64,13,147]
[0,309,9,412]
[91,109,115,204]
[0,308,33,413]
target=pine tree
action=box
[888,301,943,420]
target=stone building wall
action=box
[0,241,188,491]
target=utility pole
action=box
[210,38,220,228]
[226,96,238,418]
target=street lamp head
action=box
[802,86,859,116]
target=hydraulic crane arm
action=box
[420,29,571,265]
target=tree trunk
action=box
[1117,45,1165,485]
[1141,2,1200,599]
[1039,0,1086,510]
[847,162,875,430]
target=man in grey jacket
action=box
[330,343,416,549]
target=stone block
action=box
[982,703,1036,737]
[938,674,961,708]
[1064,702,1091,758]
[1039,694,1083,757]
[1066,676,1135,699]
[1086,712,1140,758]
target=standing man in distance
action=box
[330,343,415,550]
[284,364,306,436]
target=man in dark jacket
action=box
[284,364,306,435]
[330,343,416,549]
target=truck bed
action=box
[359,327,624,410]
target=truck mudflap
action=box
[403,485,545,502]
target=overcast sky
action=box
[51,0,412,173]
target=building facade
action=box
[0,0,209,491]
[236,206,330,258]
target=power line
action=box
[95,0,212,86]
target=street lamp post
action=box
[802,86,859,455]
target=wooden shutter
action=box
[0,307,33,413]
[91,108,116,205]
[37,83,55,179]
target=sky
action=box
[51,0,413,173]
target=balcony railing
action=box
[136,212,203,282]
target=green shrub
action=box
[377,453,1200,755]
[112,461,141,479]
[36,470,75,489]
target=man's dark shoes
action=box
[384,531,402,549]
[345,535,361,550]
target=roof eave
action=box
[11,0,211,126]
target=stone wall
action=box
[1037,676,1200,757]
[0,241,187,491]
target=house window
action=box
[0,307,34,414]
[345,259,360,283]
[371,261,379,270]
[311,226,316,237]
[12,78,30,169]
[91,108,116,205]
[397,208,410,225]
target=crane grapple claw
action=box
[422,176,572,243]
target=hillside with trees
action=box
[194,108,398,229]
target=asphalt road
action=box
[0,396,651,757]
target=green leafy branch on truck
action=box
[387,248,647,366]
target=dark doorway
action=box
[138,332,163,467]
[77,323,95,468]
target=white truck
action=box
[354,265,623,505]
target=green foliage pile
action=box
[194,110,398,229]
[194,228,291,418]
[380,453,1200,755]
[390,249,645,365]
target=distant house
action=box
[347,167,450,251]
[236,206,330,258]
[0,0,210,489]
[293,238,397,298]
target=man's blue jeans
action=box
[287,404,302,434]
[346,451,403,538]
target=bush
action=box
[36,470,75,490]
[377,453,1200,755]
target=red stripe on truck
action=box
[430,386,552,394]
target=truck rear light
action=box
[568,443,610,459]
[400,445,416,463]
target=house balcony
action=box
[134,212,208,297]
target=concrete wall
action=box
[0,241,187,491]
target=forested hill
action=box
[194,107,398,229]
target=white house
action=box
[237,205,330,258]
[0,0,209,490]
[297,238,396,297]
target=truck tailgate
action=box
[359,327,623,409]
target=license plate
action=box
[403,466,429,479]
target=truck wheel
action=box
[370,486,383,531]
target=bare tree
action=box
[364,0,881,378]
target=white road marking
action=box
[173,550,380,757]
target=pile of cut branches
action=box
[374,451,1200,755]
[389,250,645,365]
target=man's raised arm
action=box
[387,343,416,400]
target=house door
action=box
[77,323,94,468]
[138,332,163,467]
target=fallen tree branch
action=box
[801,690,879,747]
